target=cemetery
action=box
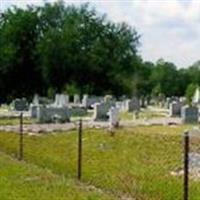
[0,92,200,199]
[1,1,200,200]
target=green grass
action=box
[0,125,199,199]
[120,109,167,121]
[0,152,114,200]
[0,117,33,126]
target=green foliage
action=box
[47,87,56,99]
[0,2,140,101]
[185,83,197,104]
[152,84,162,97]
[1,2,200,101]
[63,83,80,95]
[150,59,179,97]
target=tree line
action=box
[0,2,199,102]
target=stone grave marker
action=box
[169,101,182,116]
[93,102,115,121]
[108,106,120,128]
[125,97,140,112]
[12,98,28,111]
[181,105,198,124]
[74,94,80,104]
[37,105,70,123]
[82,95,103,108]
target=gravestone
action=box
[54,94,69,107]
[13,98,28,111]
[181,105,198,124]
[93,102,115,121]
[32,94,53,105]
[60,94,69,106]
[116,101,124,112]
[37,105,70,123]
[74,94,80,104]
[30,104,38,118]
[82,94,89,108]
[108,106,120,128]
[104,95,113,103]
[165,97,171,109]
[82,95,103,108]
[33,94,39,105]
[125,97,140,112]
[169,101,182,116]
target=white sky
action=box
[0,0,200,68]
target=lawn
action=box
[0,152,114,200]
[0,117,33,126]
[0,125,199,199]
[120,108,167,121]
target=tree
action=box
[37,2,140,96]
[150,59,179,97]
[0,6,43,102]
[185,83,197,104]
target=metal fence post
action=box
[184,131,189,200]
[77,119,82,180]
[19,112,23,160]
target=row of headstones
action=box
[13,95,183,112]
[147,96,187,109]
[34,94,81,107]
[34,94,110,108]
[53,94,119,108]
[30,104,87,123]
[166,97,186,109]
[169,101,199,123]
[116,97,140,113]
[30,94,116,123]
[32,102,120,127]
[92,97,140,122]
[12,94,142,111]
[31,101,118,124]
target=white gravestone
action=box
[74,94,80,104]
[108,107,120,128]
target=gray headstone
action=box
[181,105,198,124]
[37,105,70,123]
[169,101,182,116]
[82,95,103,108]
[30,104,38,118]
[74,94,80,104]
[93,102,115,121]
[13,98,28,111]
[54,94,69,107]
[125,97,140,112]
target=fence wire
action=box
[0,115,200,199]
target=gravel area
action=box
[0,116,182,133]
